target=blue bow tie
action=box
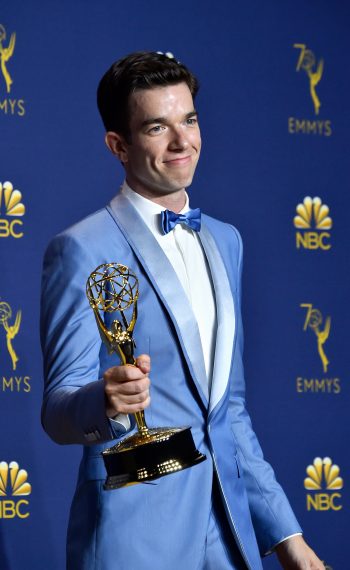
[161,208,201,235]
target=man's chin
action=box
[127,174,195,198]
[150,180,192,196]
[164,174,195,193]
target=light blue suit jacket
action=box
[41,193,301,570]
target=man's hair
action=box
[97,51,199,139]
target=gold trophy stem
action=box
[122,358,149,437]
[134,411,149,436]
[92,310,150,437]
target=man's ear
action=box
[105,132,129,163]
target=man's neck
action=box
[125,180,187,213]
[143,192,186,213]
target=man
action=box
[41,52,323,569]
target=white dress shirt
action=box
[122,181,217,384]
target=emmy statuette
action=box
[86,263,206,490]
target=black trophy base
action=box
[102,426,206,490]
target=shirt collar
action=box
[120,181,190,237]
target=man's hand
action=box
[103,354,151,417]
[275,535,324,569]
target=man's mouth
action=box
[163,155,192,166]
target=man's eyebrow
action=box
[141,110,198,128]
[141,116,166,127]
[185,110,198,119]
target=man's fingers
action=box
[103,356,151,416]
[135,354,151,374]
[104,363,147,384]
[104,354,151,383]
[107,394,151,415]
[106,376,150,396]
[117,389,150,405]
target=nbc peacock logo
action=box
[0,461,31,518]
[0,181,25,238]
[294,196,332,250]
[304,457,343,511]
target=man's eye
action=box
[148,125,164,134]
[186,117,197,126]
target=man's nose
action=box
[168,127,189,151]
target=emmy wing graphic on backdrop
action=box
[0,24,25,116]
[288,44,331,136]
[0,300,21,371]
[294,44,323,115]
[86,263,206,490]
[0,24,16,94]
[300,304,331,373]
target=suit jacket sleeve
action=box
[228,227,302,554]
[40,233,131,445]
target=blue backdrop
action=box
[1,1,348,568]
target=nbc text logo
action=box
[0,181,25,238]
[0,461,31,519]
[304,457,343,511]
[294,196,332,250]
[0,24,25,116]
[0,300,30,393]
[288,44,332,136]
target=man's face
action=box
[118,82,201,200]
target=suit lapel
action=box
[107,193,209,406]
[199,222,236,416]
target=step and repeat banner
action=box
[1,1,348,568]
